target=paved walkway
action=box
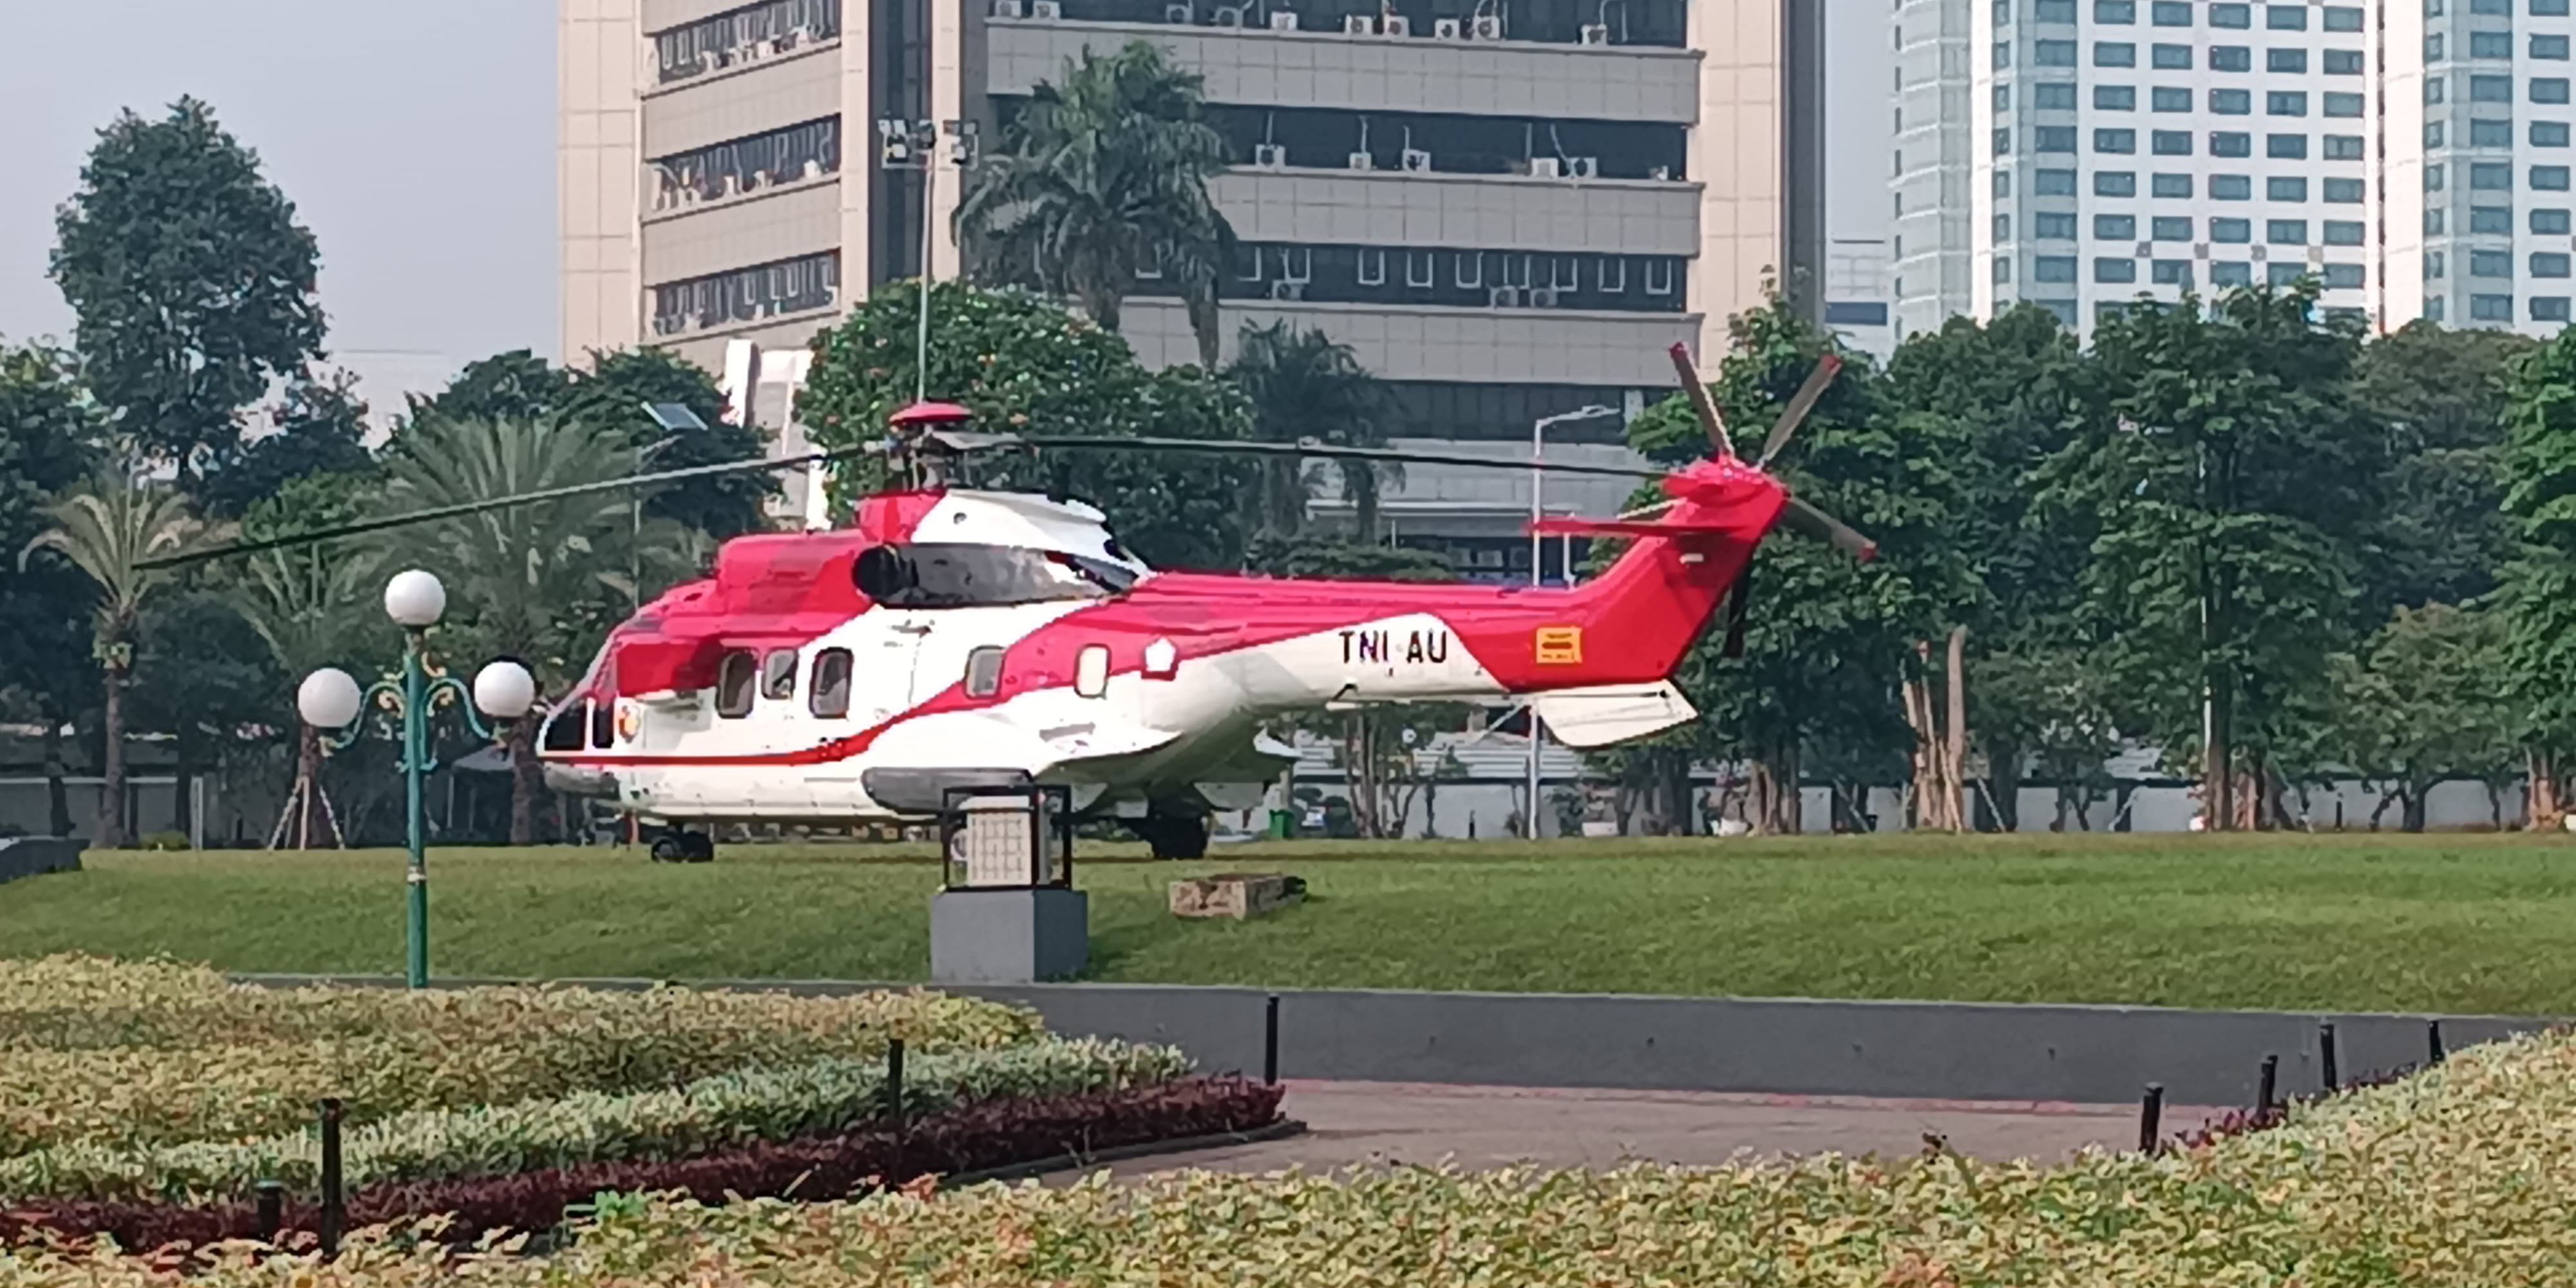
[1088,1081,2230,1180]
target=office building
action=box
[1891,0,1976,338]
[561,0,1827,576]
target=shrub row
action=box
[0,1077,1285,1254]
[0,956,1045,1151]
[1,1038,1191,1204]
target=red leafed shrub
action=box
[0,1076,1282,1253]
[2176,1063,2422,1151]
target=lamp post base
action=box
[929,888,1089,983]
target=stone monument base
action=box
[929,887,1090,983]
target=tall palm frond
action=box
[17,475,207,659]
[1227,322,1397,538]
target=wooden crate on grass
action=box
[1169,872,1307,920]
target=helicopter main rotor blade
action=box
[138,449,858,570]
[1665,343,1735,459]
[1778,494,1878,562]
[1012,435,1673,482]
[1756,354,1844,468]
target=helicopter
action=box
[163,343,1868,861]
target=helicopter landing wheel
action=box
[1129,812,1210,861]
[649,832,688,863]
[683,832,717,863]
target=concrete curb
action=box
[230,972,2561,1107]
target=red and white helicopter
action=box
[188,344,1868,860]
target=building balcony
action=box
[987,16,1700,122]
[1212,165,1700,256]
[1119,296,1700,384]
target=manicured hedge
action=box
[0,1077,1284,1253]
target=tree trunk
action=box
[1942,626,1968,828]
[507,718,542,846]
[41,723,72,838]
[1749,743,1802,835]
[97,662,128,849]
[296,723,325,848]
[2528,749,2562,831]
[2401,782,2429,834]
[2203,679,2234,831]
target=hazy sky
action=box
[0,0,556,413]
[0,0,1889,412]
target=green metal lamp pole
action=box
[402,628,431,989]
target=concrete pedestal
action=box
[930,887,1090,983]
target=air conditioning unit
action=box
[1434,16,1463,35]
[1269,279,1308,300]
[1647,164,1671,180]
[1381,15,1412,33]
[1470,12,1502,37]
[1213,4,1245,21]
[1166,3,1194,20]
[1529,287,1560,307]
[1567,156,1598,178]
[1253,142,1289,167]
[1269,9,1300,26]
[1345,14,1377,32]
[1489,285,1522,307]
[1401,147,1433,171]
[1530,156,1562,178]
[1030,0,1062,17]
[990,0,1023,14]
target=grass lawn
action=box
[3,833,2573,1014]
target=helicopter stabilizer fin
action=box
[1530,681,1698,748]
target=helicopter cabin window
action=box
[715,650,757,718]
[589,702,614,748]
[854,544,1138,609]
[1075,645,1110,698]
[965,646,1006,698]
[761,649,799,701]
[810,648,853,717]
[543,700,589,752]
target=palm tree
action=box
[957,41,1236,366]
[1227,322,1397,540]
[236,545,381,847]
[17,475,207,848]
[377,417,683,842]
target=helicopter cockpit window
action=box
[589,702,614,749]
[761,649,799,701]
[810,649,853,718]
[543,701,588,752]
[855,543,1137,609]
[715,650,756,718]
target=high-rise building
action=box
[561,0,1828,573]
[1891,0,1977,339]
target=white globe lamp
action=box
[383,569,447,629]
[298,668,365,729]
[473,660,538,721]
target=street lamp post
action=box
[1525,404,1621,840]
[299,570,536,989]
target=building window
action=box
[2153,42,2193,67]
[2473,249,2514,277]
[2474,0,2510,11]
[2474,205,2513,232]
[2429,296,2448,322]
[2154,86,2192,111]
[2473,31,2514,59]
[2474,75,2514,102]
[2213,130,2253,156]
[1406,250,1435,289]
[2152,258,2193,285]
[2539,122,2574,146]
[2322,263,2365,289]
[2536,252,2575,278]
[2473,118,2515,147]
[2096,128,2138,153]
[2537,79,2574,104]
[2153,0,2191,21]
[2268,218,2309,243]
[2036,82,2080,109]
[2474,293,2515,319]
[1644,260,1676,294]
[2097,84,2138,109]
[650,251,839,337]
[2324,92,2365,117]
[2269,176,2309,200]
[2324,177,2365,202]
[2096,170,2139,195]
[2542,34,2575,60]
[2268,49,2308,73]
[1994,213,2014,241]
[2473,161,2513,189]
[2039,0,2077,17]
[2096,41,2138,65]
[2537,207,2575,233]
[2035,255,2079,281]
[1596,256,1625,292]
[2267,91,2309,116]
[2268,263,2308,287]
[2268,133,2309,158]
[1997,171,2016,197]
[2154,171,2195,196]
[2096,213,2138,239]
[2324,219,2365,243]
[2038,167,2080,193]
[1994,84,2013,112]
[2152,215,2192,240]
[2429,33,2447,61]
[1455,251,1483,289]
[2430,77,2449,104]
[2211,88,2253,114]
[2324,48,2363,74]
[2036,210,2079,238]
[2035,38,2078,64]
[2038,126,2079,151]
[1994,256,2016,284]
[2212,216,2254,242]
[2096,257,2140,283]
[2323,5,2363,28]
[1995,41,2014,68]
[2266,2,2306,25]
[2213,261,2255,286]
[650,117,842,209]
[2536,296,2575,320]
[1357,248,1387,286]
[2211,173,2253,198]
[2322,135,2365,160]
[2432,164,2450,191]
[2540,164,2575,189]
[1995,128,2014,157]
[2429,251,2448,278]
[2211,1,2251,24]
[2096,0,2136,18]
[2210,44,2252,70]
[654,0,841,83]
[2430,121,2450,146]
[2153,129,2193,154]
[2541,0,2573,15]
